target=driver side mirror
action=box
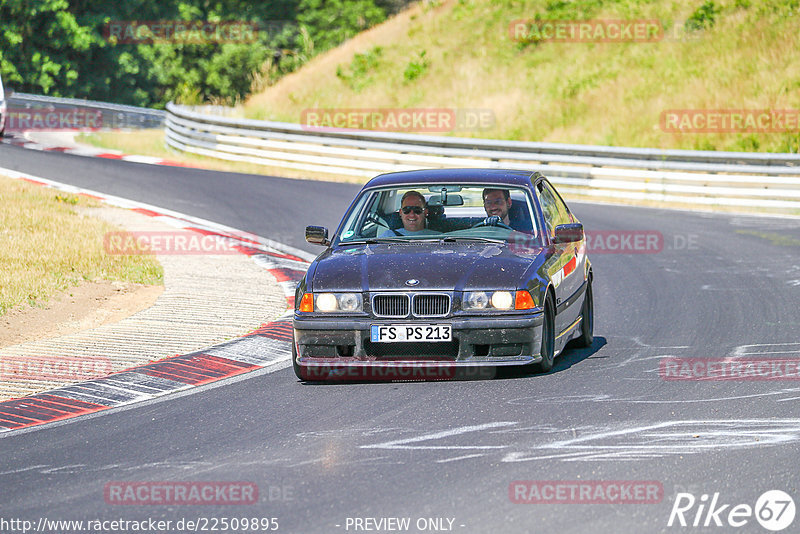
[553,223,584,244]
[305,225,330,246]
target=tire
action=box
[534,295,556,373]
[292,332,304,380]
[574,279,594,348]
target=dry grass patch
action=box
[241,0,800,153]
[80,130,168,158]
[0,176,163,316]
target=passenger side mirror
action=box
[553,223,583,244]
[305,226,330,246]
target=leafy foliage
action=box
[403,50,428,82]
[540,0,606,19]
[336,46,383,91]
[685,0,721,31]
[297,0,386,53]
[0,0,390,107]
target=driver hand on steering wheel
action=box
[482,188,513,227]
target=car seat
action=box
[508,200,534,233]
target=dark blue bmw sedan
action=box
[293,168,593,381]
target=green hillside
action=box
[243,0,800,153]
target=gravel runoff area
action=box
[0,205,288,401]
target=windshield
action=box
[335,183,542,247]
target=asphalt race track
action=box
[2,142,800,533]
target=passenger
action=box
[482,188,512,226]
[381,191,441,236]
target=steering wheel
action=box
[472,215,513,231]
[364,211,389,228]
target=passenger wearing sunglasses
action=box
[380,190,441,237]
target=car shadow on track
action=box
[496,336,608,380]
[297,337,608,384]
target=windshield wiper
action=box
[439,236,505,244]
[340,237,407,245]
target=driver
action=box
[381,191,441,236]
[482,188,512,226]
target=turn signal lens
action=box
[515,290,535,310]
[299,293,314,312]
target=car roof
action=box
[362,168,538,190]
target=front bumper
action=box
[293,313,545,375]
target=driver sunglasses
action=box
[401,206,424,215]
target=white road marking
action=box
[501,419,800,462]
[435,453,485,463]
[361,421,517,450]
[732,342,800,356]
[506,388,800,406]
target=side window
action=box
[536,183,560,237]
[339,192,376,240]
[536,181,571,237]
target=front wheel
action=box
[535,296,555,372]
[574,279,593,348]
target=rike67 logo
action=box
[668,490,795,531]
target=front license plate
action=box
[371,324,452,343]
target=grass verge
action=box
[0,175,164,316]
[243,0,800,153]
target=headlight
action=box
[316,293,338,312]
[463,290,534,311]
[490,291,514,310]
[338,293,360,312]
[313,292,363,313]
[463,291,489,310]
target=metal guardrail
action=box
[165,102,800,212]
[8,93,164,129]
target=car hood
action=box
[311,242,543,292]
